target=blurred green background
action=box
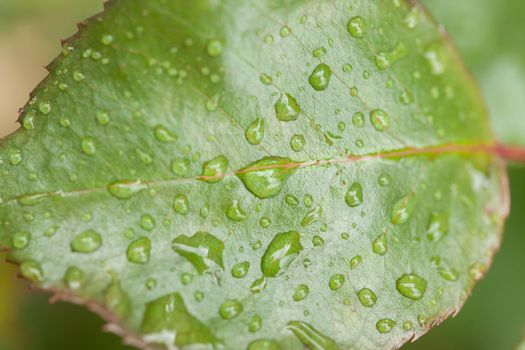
[0,0,523,349]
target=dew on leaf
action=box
[261,230,303,277]
[303,194,313,207]
[260,217,271,228]
[12,232,31,250]
[290,134,306,152]
[108,180,147,199]
[39,102,52,115]
[231,261,250,278]
[329,274,345,290]
[358,288,377,307]
[101,34,114,45]
[378,173,392,187]
[345,182,363,207]
[313,47,327,57]
[226,200,248,221]
[372,233,388,255]
[248,339,280,350]
[73,71,85,81]
[350,255,362,269]
[81,137,97,155]
[96,111,110,125]
[301,206,322,227]
[145,278,157,290]
[127,237,151,264]
[376,319,396,334]
[370,109,390,131]
[396,273,427,300]
[403,320,414,330]
[250,277,267,293]
[312,235,325,246]
[219,299,243,320]
[309,63,332,91]
[173,194,190,215]
[342,63,353,72]
[237,157,296,199]
[20,260,43,282]
[201,155,229,183]
[293,284,310,301]
[71,230,102,253]
[206,39,223,57]
[249,315,262,332]
[275,93,301,122]
[172,157,191,177]
[246,118,265,145]
[64,266,84,290]
[391,193,415,225]
[21,114,35,130]
[347,16,366,38]
[374,43,408,71]
[181,273,193,285]
[172,231,224,274]
[287,321,339,350]
[279,26,291,37]
[427,212,449,242]
[285,194,300,206]
[154,125,177,143]
[260,73,273,85]
[140,214,156,231]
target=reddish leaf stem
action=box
[495,143,525,163]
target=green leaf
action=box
[0,0,508,349]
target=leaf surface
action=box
[0,0,508,349]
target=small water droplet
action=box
[71,230,102,253]
[312,235,325,246]
[173,194,190,215]
[127,237,151,264]
[219,299,243,320]
[108,180,147,199]
[293,284,310,301]
[260,217,271,228]
[12,231,31,250]
[374,43,408,71]
[290,134,306,152]
[201,155,229,183]
[350,255,362,269]
[427,213,448,242]
[39,102,51,115]
[81,137,96,155]
[285,194,300,206]
[372,233,388,255]
[345,183,363,207]
[96,111,110,125]
[370,109,390,132]
[430,257,459,282]
[73,71,85,81]
[260,73,273,85]
[21,113,35,130]
[403,320,414,330]
[248,339,280,350]
[309,63,332,91]
[172,231,224,274]
[275,93,301,122]
[303,194,314,207]
[154,125,177,143]
[64,266,84,289]
[172,158,190,177]
[140,214,156,231]
[329,274,345,290]
[20,260,43,282]
[352,112,365,128]
[261,231,303,277]
[313,47,327,57]
[181,272,193,285]
[145,278,157,290]
[249,315,262,332]
[246,118,265,145]
[376,319,396,334]
[301,206,322,227]
[347,16,366,38]
[101,34,114,45]
[250,277,267,293]
[391,193,415,225]
[226,200,247,221]
[206,39,223,57]
[279,26,291,37]
[264,34,274,44]
[396,273,427,300]
[378,173,392,187]
[231,261,250,278]
[358,288,377,307]
[343,63,353,73]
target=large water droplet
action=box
[71,230,102,253]
[347,17,366,38]
[237,157,296,199]
[391,193,415,225]
[396,273,427,300]
[201,155,229,183]
[127,237,151,264]
[219,299,243,320]
[172,231,224,274]
[108,180,147,199]
[226,200,247,221]
[358,288,377,307]
[309,64,332,91]
[287,321,340,350]
[376,319,396,334]
[345,183,363,207]
[261,231,303,277]
[370,109,390,132]
[246,118,265,145]
[275,93,301,122]
[141,293,218,347]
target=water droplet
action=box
[232,261,250,278]
[313,47,327,57]
[301,206,322,227]
[101,34,114,45]
[248,339,280,350]
[427,213,448,242]
[287,321,339,350]
[370,109,390,132]
[275,93,301,122]
[237,157,296,199]
[181,272,193,285]
[249,315,262,332]
[396,273,427,300]
[372,233,387,255]
[391,193,415,225]
[378,173,392,187]
[96,111,110,125]
[358,288,377,307]
[219,299,243,320]
[293,284,310,301]
[81,137,96,155]
[172,158,191,177]
[39,102,51,115]
[264,34,274,44]
[201,155,229,183]
[329,274,345,290]
[154,125,177,143]
[172,231,224,274]
[73,71,85,81]
[347,16,366,38]
[140,214,156,231]
[250,277,267,293]
[403,320,414,330]
[64,266,84,289]
[171,194,190,215]
[21,113,35,130]
[226,200,247,221]
[345,183,363,207]
[376,319,396,334]
[206,39,223,57]
[44,226,58,238]
[261,231,303,277]
[279,26,291,37]
[308,63,332,91]
[312,235,325,247]
[141,293,218,346]
[303,194,314,207]
[260,73,273,85]
[350,255,362,269]
[352,112,365,128]
[20,260,43,282]
[246,118,265,145]
[260,217,271,228]
[107,180,146,199]
[285,194,300,206]
[145,278,157,290]
[290,134,306,152]
[430,257,459,282]
[71,230,102,253]
[342,63,353,73]
[374,43,408,71]
[127,237,151,264]
[12,231,31,250]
